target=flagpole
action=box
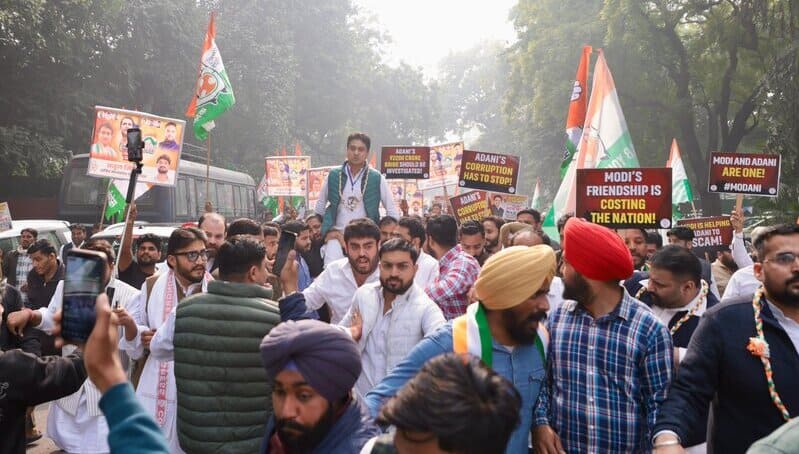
[98,179,112,230]
[205,132,212,211]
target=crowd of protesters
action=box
[0,132,797,454]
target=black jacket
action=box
[624,271,720,348]
[0,350,86,454]
[2,250,22,287]
[0,285,40,354]
[654,296,799,453]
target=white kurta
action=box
[313,164,400,231]
[302,257,379,324]
[120,272,206,454]
[36,278,139,453]
[415,251,440,288]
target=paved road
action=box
[27,403,63,453]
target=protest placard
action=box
[576,168,672,229]
[488,193,529,220]
[87,106,185,186]
[419,142,463,190]
[449,190,491,224]
[381,146,430,180]
[707,152,781,196]
[676,216,734,257]
[0,202,11,232]
[459,150,521,194]
[265,156,311,197]
[308,166,335,209]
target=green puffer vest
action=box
[321,164,382,235]
[173,280,281,454]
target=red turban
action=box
[563,217,633,281]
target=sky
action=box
[353,0,518,77]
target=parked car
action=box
[0,220,72,255]
[91,222,176,259]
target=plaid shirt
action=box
[534,288,673,453]
[424,245,479,320]
[15,251,32,303]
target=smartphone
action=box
[272,230,297,277]
[62,249,107,344]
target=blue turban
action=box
[260,319,361,402]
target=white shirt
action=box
[767,300,799,355]
[547,276,565,318]
[415,250,439,288]
[650,283,707,362]
[314,164,399,230]
[148,281,204,361]
[731,232,754,268]
[721,265,760,302]
[302,257,379,324]
[339,282,445,399]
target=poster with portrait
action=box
[265,156,311,197]
[87,106,185,186]
[418,142,463,190]
[308,166,336,209]
[0,202,12,232]
[487,193,529,220]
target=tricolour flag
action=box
[531,178,542,210]
[561,45,592,179]
[543,49,640,239]
[186,13,235,141]
[666,138,693,219]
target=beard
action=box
[276,405,335,453]
[764,273,799,307]
[502,307,547,345]
[138,254,157,266]
[348,254,377,275]
[563,272,591,302]
[720,255,738,272]
[381,276,413,295]
[485,237,499,249]
[177,263,205,284]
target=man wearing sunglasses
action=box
[119,227,213,453]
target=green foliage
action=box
[0,0,438,181]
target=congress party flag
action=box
[542,49,640,239]
[531,178,542,211]
[186,13,235,141]
[561,45,592,179]
[105,179,151,222]
[666,138,693,219]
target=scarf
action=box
[452,302,548,368]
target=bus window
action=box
[218,183,234,216]
[233,185,242,216]
[245,187,254,217]
[186,177,197,218]
[65,167,105,206]
[176,178,189,217]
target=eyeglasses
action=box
[172,249,210,262]
[764,252,799,266]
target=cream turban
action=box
[499,222,530,248]
[474,245,556,310]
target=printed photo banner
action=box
[419,142,463,190]
[488,193,529,220]
[308,166,335,209]
[0,202,11,232]
[88,106,185,187]
[676,216,734,257]
[459,150,521,194]
[381,146,430,180]
[576,168,673,229]
[265,156,311,197]
[707,152,781,196]
[449,190,491,224]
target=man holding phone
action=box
[118,227,212,453]
[7,240,140,453]
[279,220,314,293]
